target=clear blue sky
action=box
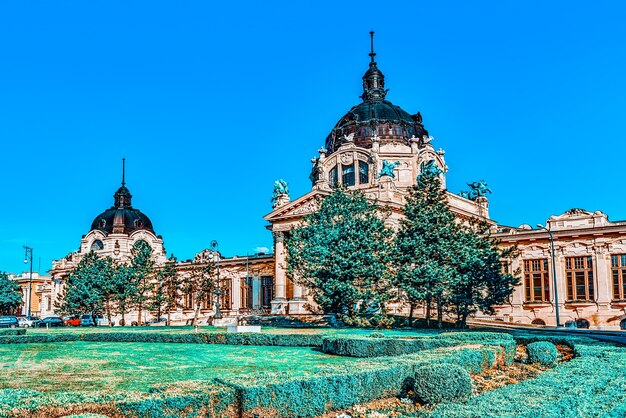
[1,1,625,275]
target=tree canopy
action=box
[286,189,393,317]
[0,272,23,315]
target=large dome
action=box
[324,33,428,153]
[90,182,155,235]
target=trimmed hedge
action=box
[0,332,323,347]
[413,363,472,404]
[526,341,558,366]
[321,332,517,364]
[216,344,505,417]
[0,328,26,336]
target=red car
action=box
[64,315,81,326]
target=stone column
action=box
[288,282,307,315]
[231,274,241,314]
[271,231,287,314]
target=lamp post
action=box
[23,246,33,319]
[209,240,221,319]
[537,224,561,327]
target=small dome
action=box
[91,206,154,235]
[89,160,155,235]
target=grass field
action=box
[25,325,441,337]
[0,341,362,393]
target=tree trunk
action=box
[436,298,443,329]
[192,299,201,326]
[167,310,171,327]
[408,303,415,327]
[137,302,142,326]
[425,298,432,328]
[105,299,112,326]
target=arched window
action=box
[359,161,369,185]
[531,318,546,326]
[620,318,626,330]
[91,240,104,251]
[342,164,355,186]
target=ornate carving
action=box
[291,201,319,216]
[340,153,354,165]
[273,231,285,243]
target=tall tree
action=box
[55,251,114,316]
[155,254,180,325]
[111,264,135,326]
[130,241,154,326]
[286,189,393,317]
[448,222,519,327]
[394,168,457,327]
[0,272,23,315]
[182,260,216,325]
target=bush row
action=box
[321,332,517,364]
[216,344,506,417]
[0,332,323,347]
[0,328,26,336]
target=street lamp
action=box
[209,240,221,319]
[23,246,33,319]
[536,224,561,327]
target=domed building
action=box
[264,33,492,315]
[48,161,167,316]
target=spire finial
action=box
[369,31,376,63]
[122,157,126,186]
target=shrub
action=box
[0,328,26,336]
[413,363,472,404]
[368,332,385,338]
[526,341,559,366]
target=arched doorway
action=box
[620,318,626,330]
[531,318,546,326]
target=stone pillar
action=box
[271,231,287,314]
[594,248,611,304]
[288,282,307,314]
[231,274,241,314]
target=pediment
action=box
[264,190,330,223]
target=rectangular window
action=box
[523,259,550,302]
[565,256,594,301]
[342,164,355,186]
[220,279,232,309]
[359,161,369,185]
[261,276,274,308]
[329,166,338,188]
[240,277,253,309]
[612,254,626,300]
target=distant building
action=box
[8,272,53,318]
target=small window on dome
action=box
[329,166,338,188]
[91,240,104,251]
[342,164,355,186]
[359,161,369,185]
[134,219,143,228]
[99,219,106,229]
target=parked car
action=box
[80,314,110,327]
[16,316,33,328]
[0,316,19,328]
[145,317,167,326]
[32,316,65,328]
[63,315,81,327]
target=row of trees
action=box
[286,169,519,328]
[56,241,217,325]
[0,272,23,315]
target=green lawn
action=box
[26,325,440,337]
[0,341,362,393]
